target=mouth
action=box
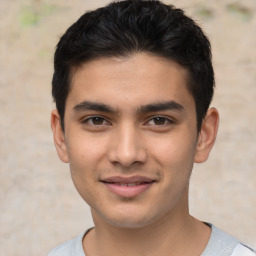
[100,176,156,198]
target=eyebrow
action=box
[137,101,184,114]
[73,100,184,114]
[73,101,116,113]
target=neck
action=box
[83,187,211,256]
[83,207,211,256]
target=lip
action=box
[100,176,156,198]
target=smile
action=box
[101,176,156,198]
[118,182,145,186]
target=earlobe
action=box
[51,109,69,163]
[194,108,219,163]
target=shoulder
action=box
[47,232,86,256]
[232,244,256,256]
[202,223,255,256]
[48,239,75,256]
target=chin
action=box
[91,197,169,229]
[98,208,160,229]
[107,218,153,229]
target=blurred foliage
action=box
[195,5,214,21]
[226,3,253,21]
[19,4,57,27]
[20,7,39,27]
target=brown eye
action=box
[82,116,110,126]
[153,117,167,125]
[91,117,105,125]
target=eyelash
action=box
[82,116,111,126]
[145,116,174,126]
[82,115,174,127]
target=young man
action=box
[49,1,255,255]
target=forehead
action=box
[67,53,194,111]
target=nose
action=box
[107,123,147,167]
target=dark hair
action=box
[52,0,214,131]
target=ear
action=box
[194,108,219,163]
[51,109,69,163]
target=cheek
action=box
[151,136,196,205]
[68,149,103,209]
[148,133,197,200]
[150,133,197,168]
[67,133,107,166]
[65,134,107,198]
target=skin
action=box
[51,53,219,256]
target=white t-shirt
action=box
[48,225,255,256]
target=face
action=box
[51,53,218,229]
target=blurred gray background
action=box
[0,0,255,255]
